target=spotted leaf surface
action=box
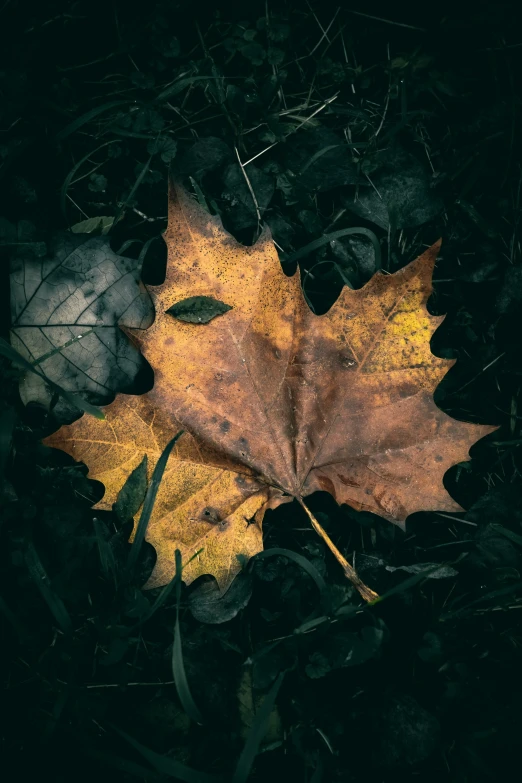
[10,233,153,410]
[44,182,495,591]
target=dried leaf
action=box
[10,233,154,411]
[44,181,495,592]
[385,563,458,579]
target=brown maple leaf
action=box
[44,181,495,598]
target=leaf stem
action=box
[297,497,379,603]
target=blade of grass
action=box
[368,563,453,606]
[255,547,326,592]
[490,523,522,547]
[127,430,184,570]
[282,227,381,269]
[24,540,73,634]
[189,176,210,212]
[93,518,117,582]
[129,547,204,632]
[109,129,162,140]
[302,259,355,297]
[60,140,120,218]
[114,155,153,225]
[231,672,285,783]
[294,615,329,634]
[172,549,204,725]
[56,100,137,141]
[156,76,225,103]
[0,337,104,419]
[440,581,522,620]
[29,329,96,366]
[345,8,427,31]
[112,725,221,782]
[0,406,15,475]
[112,242,141,261]
[79,745,164,781]
[243,93,340,167]
[136,235,160,273]
[299,144,344,174]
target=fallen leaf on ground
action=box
[10,233,153,412]
[44,181,495,591]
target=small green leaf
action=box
[88,173,108,192]
[240,42,266,65]
[147,136,178,163]
[113,454,148,524]
[70,216,114,235]
[166,296,233,324]
[158,36,180,58]
[267,47,285,66]
[269,22,290,42]
[306,652,331,679]
[130,71,155,89]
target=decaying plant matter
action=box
[45,181,494,596]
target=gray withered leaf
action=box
[10,232,154,412]
[385,562,458,579]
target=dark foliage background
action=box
[1,1,522,781]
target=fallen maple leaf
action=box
[44,181,495,596]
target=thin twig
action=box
[478,41,522,52]
[374,43,392,139]
[345,9,427,32]
[235,147,262,228]
[85,680,175,688]
[243,92,339,167]
[449,352,506,396]
[307,5,340,56]
[298,498,379,602]
[306,0,332,44]
[435,512,477,527]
